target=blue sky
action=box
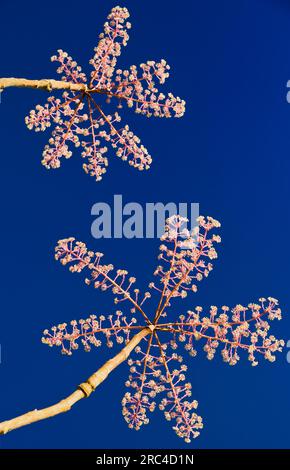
[0,0,290,449]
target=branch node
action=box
[78,381,95,398]
[46,81,53,92]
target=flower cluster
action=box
[25,6,185,181]
[122,340,161,430]
[51,50,87,84]
[42,312,137,355]
[166,299,284,366]
[89,6,131,89]
[112,62,185,118]
[43,215,284,443]
[157,350,203,443]
[150,215,221,308]
[122,339,203,443]
[54,237,151,313]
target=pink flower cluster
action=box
[42,312,137,355]
[112,62,185,118]
[166,299,284,366]
[89,6,131,89]
[150,215,221,305]
[42,215,284,443]
[54,237,151,313]
[25,6,185,182]
[122,341,160,430]
[122,339,203,443]
[51,50,87,84]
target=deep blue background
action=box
[0,0,290,449]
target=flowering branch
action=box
[0,215,284,442]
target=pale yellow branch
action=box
[0,77,87,92]
[0,327,151,435]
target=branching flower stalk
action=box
[0,216,284,442]
[0,6,185,182]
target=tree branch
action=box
[0,327,151,435]
[0,77,87,92]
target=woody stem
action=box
[0,327,151,435]
[0,78,88,92]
